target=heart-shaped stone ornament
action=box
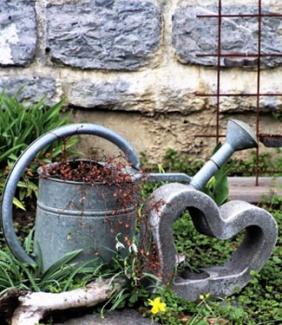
[141,183,278,301]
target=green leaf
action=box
[0,144,25,163]
[41,249,82,281]
[12,197,26,211]
[24,229,35,254]
[203,145,230,205]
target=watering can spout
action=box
[190,119,258,190]
[226,119,258,151]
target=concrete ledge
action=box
[229,177,282,203]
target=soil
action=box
[40,160,134,185]
[14,205,35,239]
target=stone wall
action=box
[1,0,282,162]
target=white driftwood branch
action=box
[11,278,124,325]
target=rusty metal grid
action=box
[194,0,282,185]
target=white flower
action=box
[116,241,125,251]
[129,243,138,254]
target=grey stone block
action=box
[172,5,282,68]
[56,310,154,325]
[67,78,158,113]
[0,76,56,105]
[141,183,278,301]
[46,0,161,70]
[0,0,36,66]
[68,79,130,108]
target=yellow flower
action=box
[148,297,166,315]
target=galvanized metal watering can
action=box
[1,120,267,272]
[1,124,189,269]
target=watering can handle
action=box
[1,123,140,265]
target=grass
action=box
[0,237,105,294]
[1,196,280,324]
[0,93,77,210]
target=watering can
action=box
[1,124,189,269]
[1,120,258,270]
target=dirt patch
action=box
[40,160,134,185]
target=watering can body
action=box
[1,124,142,268]
[35,163,138,270]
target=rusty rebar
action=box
[195,0,282,185]
[255,0,262,186]
[215,0,222,144]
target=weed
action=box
[142,148,282,178]
[0,93,77,209]
[0,232,104,294]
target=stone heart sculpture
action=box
[141,183,278,301]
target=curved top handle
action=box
[1,123,140,265]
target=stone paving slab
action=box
[56,309,155,325]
